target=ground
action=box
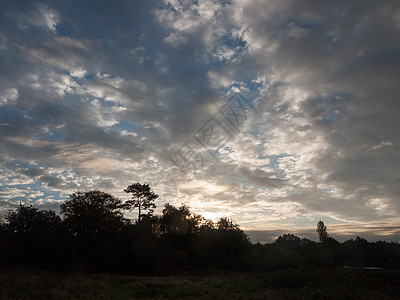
[1,266,399,299]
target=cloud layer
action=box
[1,0,399,241]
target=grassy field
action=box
[1,266,399,299]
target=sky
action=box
[1,0,400,242]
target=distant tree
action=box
[316,220,329,243]
[276,233,302,250]
[6,203,61,237]
[124,183,158,222]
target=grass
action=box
[0,265,399,299]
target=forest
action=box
[1,183,400,275]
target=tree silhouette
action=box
[276,234,302,250]
[59,191,131,272]
[316,220,329,242]
[60,190,128,238]
[6,203,61,237]
[2,189,400,274]
[124,183,158,222]
[217,217,240,231]
[160,203,202,235]
[4,204,62,268]
[211,217,250,269]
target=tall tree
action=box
[124,183,158,222]
[60,191,132,272]
[60,190,127,238]
[316,220,329,242]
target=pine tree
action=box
[124,183,158,222]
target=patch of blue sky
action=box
[246,80,263,92]
[323,110,339,123]
[10,181,42,191]
[256,155,271,163]
[274,170,286,180]
[265,154,290,169]
[36,129,65,142]
[92,97,123,109]
[114,120,138,131]
[105,120,139,134]
[82,72,97,80]
[255,154,290,179]
[0,107,25,123]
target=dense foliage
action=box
[0,185,399,274]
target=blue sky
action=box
[1,0,400,242]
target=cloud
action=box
[0,88,18,105]
[0,0,399,240]
[7,2,60,32]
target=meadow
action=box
[1,265,399,299]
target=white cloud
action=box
[16,3,60,32]
[0,88,18,105]
[70,68,87,78]
[35,3,59,31]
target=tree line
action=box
[0,183,399,274]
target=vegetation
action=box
[124,183,158,221]
[0,183,400,280]
[0,266,399,299]
[316,220,328,242]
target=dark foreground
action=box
[1,266,399,299]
